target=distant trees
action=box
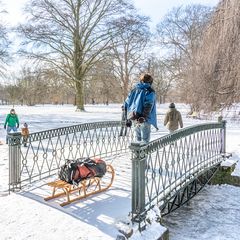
[0,65,75,106]
[18,0,131,110]
[17,67,48,105]
[5,84,20,106]
[2,0,239,112]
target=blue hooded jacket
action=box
[124,82,158,129]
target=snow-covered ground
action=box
[0,103,239,240]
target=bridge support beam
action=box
[160,165,220,216]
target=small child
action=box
[21,123,29,147]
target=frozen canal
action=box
[163,184,240,240]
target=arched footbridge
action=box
[8,120,226,230]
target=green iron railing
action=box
[130,121,226,228]
[8,121,133,191]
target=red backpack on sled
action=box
[58,158,107,184]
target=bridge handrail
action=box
[8,120,132,191]
[130,121,226,227]
[134,122,224,153]
[8,121,122,144]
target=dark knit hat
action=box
[140,73,153,84]
[169,103,175,108]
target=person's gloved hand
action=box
[137,117,145,123]
[126,119,132,127]
[4,125,6,129]
[17,124,19,128]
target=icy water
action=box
[163,185,240,240]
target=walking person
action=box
[21,122,29,147]
[4,109,19,144]
[119,105,129,137]
[164,103,183,133]
[123,73,158,143]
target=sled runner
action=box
[44,163,114,207]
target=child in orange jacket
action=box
[21,123,29,147]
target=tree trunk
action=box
[75,81,84,111]
[123,75,129,100]
[123,85,128,101]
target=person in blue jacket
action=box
[123,73,158,143]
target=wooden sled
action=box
[44,164,115,207]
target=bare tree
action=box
[18,0,130,110]
[5,85,20,106]
[156,4,213,108]
[16,65,76,105]
[190,0,240,111]
[147,55,177,103]
[16,66,50,105]
[109,12,150,100]
[0,2,11,76]
[85,59,122,104]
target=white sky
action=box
[1,0,27,25]
[133,0,220,26]
[2,0,220,26]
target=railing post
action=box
[220,120,226,154]
[130,142,147,227]
[8,132,22,192]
